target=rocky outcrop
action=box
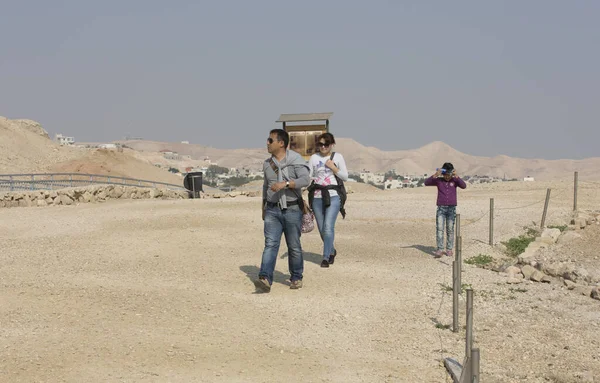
[0,185,189,207]
[0,186,264,208]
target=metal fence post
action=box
[456,236,462,292]
[573,171,578,217]
[456,213,461,246]
[70,174,73,187]
[540,188,551,229]
[9,175,14,192]
[489,198,494,246]
[471,348,480,383]
[453,261,459,333]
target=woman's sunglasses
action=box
[317,142,330,148]
[267,138,275,144]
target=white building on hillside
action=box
[524,176,535,182]
[360,171,384,184]
[55,133,75,146]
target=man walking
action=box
[255,129,310,292]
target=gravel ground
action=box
[1,181,598,382]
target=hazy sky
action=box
[1,1,599,159]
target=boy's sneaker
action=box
[320,260,330,268]
[290,280,303,289]
[446,250,453,257]
[254,277,271,293]
[433,250,444,258]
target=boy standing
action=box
[424,162,467,258]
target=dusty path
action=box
[1,182,599,382]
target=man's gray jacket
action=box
[262,149,310,206]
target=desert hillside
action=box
[0,117,182,185]
[119,138,600,181]
[3,116,599,182]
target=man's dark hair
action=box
[270,129,289,148]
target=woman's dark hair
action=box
[318,132,336,145]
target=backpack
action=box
[330,152,347,219]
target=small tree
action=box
[168,167,179,173]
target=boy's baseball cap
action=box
[442,162,454,172]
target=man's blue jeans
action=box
[259,204,304,285]
[311,196,340,261]
[436,205,456,251]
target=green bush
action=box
[465,254,494,266]
[503,235,535,257]
[547,225,567,232]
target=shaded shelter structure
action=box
[276,113,333,160]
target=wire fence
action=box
[0,173,186,193]
[437,173,598,381]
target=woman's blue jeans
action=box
[436,205,456,251]
[312,196,340,261]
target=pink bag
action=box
[301,211,315,234]
[300,199,315,233]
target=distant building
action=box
[55,133,75,146]
[181,140,190,144]
[360,171,384,184]
[524,176,535,182]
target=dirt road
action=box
[1,182,599,382]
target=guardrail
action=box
[0,173,186,192]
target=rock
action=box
[521,265,536,280]
[585,271,600,285]
[505,266,522,275]
[562,266,589,283]
[557,231,582,244]
[575,286,593,297]
[541,275,552,283]
[11,118,50,138]
[535,236,555,245]
[60,194,74,206]
[592,288,600,301]
[507,276,524,284]
[530,270,546,282]
[518,251,538,265]
[37,199,47,207]
[541,228,561,243]
[564,280,577,290]
[574,218,587,229]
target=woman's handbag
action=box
[300,199,315,234]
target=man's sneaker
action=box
[320,260,330,268]
[254,277,271,293]
[446,250,453,257]
[290,280,303,289]
[433,250,444,258]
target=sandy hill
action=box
[118,138,600,181]
[3,116,599,182]
[0,117,182,185]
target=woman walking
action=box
[307,133,349,268]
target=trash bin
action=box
[183,172,203,198]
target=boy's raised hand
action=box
[434,169,442,177]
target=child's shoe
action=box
[433,250,444,258]
[446,250,453,257]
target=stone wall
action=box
[0,186,264,208]
[0,185,190,208]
